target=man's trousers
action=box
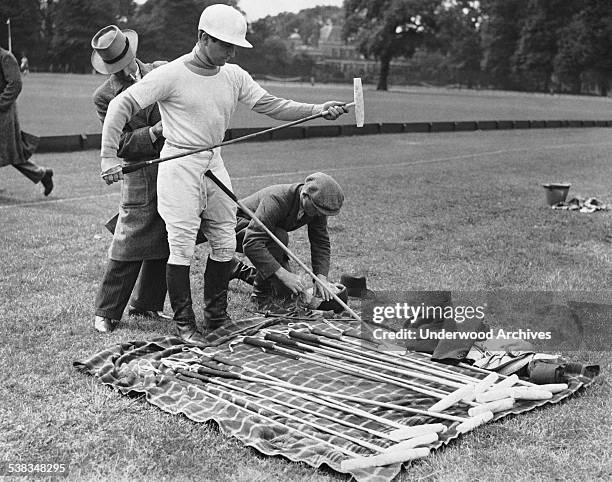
[95,258,167,320]
[13,160,45,183]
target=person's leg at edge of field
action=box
[94,259,143,333]
[13,161,54,195]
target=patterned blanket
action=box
[74,316,597,482]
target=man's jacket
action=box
[238,182,331,279]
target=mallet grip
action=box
[177,368,212,383]
[311,327,342,340]
[243,337,301,359]
[122,161,148,174]
[204,170,238,202]
[196,366,241,379]
[288,330,321,345]
[264,333,301,347]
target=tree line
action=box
[1,0,611,95]
[343,0,612,93]
[0,0,233,74]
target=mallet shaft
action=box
[176,373,359,457]
[336,329,486,384]
[210,355,432,430]
[292,330,464,389]
[179,369,385,453]
[252,336,479,407]
[217,347,467,422]
[195,369,398,442]
[122,101,358,174]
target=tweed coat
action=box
[95,59,169,261]
[237,183,331,279]
[0,48,38,168]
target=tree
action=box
[51,0,121,72]
[554,0,612,95]
[344,0,439,90]
[41,0,56,60]
[0,0,43,63]
[479,0,529,89]
[433,1,482,87]
[132,0,238,63]
[511,0,579,92]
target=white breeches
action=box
[157,146,236,265]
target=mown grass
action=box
[1,127,610,481]
[15,73,612,135]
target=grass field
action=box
[1,124,610,480]
[15,73,612,135]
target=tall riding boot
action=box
[166,264,206,344]
[228,256,257,285]
[203,257,232,332]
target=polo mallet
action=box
[177,370,432,469]
[307,327,488,385]
[173,373,361,458]
[224,339,467,422]
[204,169,362,322]
[180,364,405,443]
[178,367,435,456]
[243,337,494,432]
[337,328,566,393]
[307,329,563,407]
[121,78,365,175]
[258,333,483,407]
[206,354,448,439]
[288,330,467,389]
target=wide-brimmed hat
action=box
[340,274,377,299]
[91,25,138,74]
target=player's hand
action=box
[313,274,335,301]
[322,101,348,120]
[100,158,124,185]
[275,268,306,295]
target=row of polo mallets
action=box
[164,348,444,470]
[161,327,568,470]
[298,326,569,405]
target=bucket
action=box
[542,183,571,206]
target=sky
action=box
[237,1,343,21]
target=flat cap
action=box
[303,172,344,216]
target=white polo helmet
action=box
[198,4,252,48]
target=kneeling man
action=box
[236,172,344,308]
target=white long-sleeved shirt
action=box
[101,50,324,160]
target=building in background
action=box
[289,19,410,84]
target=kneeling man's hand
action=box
[313,274,335,301]
[275,268,305,295]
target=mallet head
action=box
[353,77,365,127]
